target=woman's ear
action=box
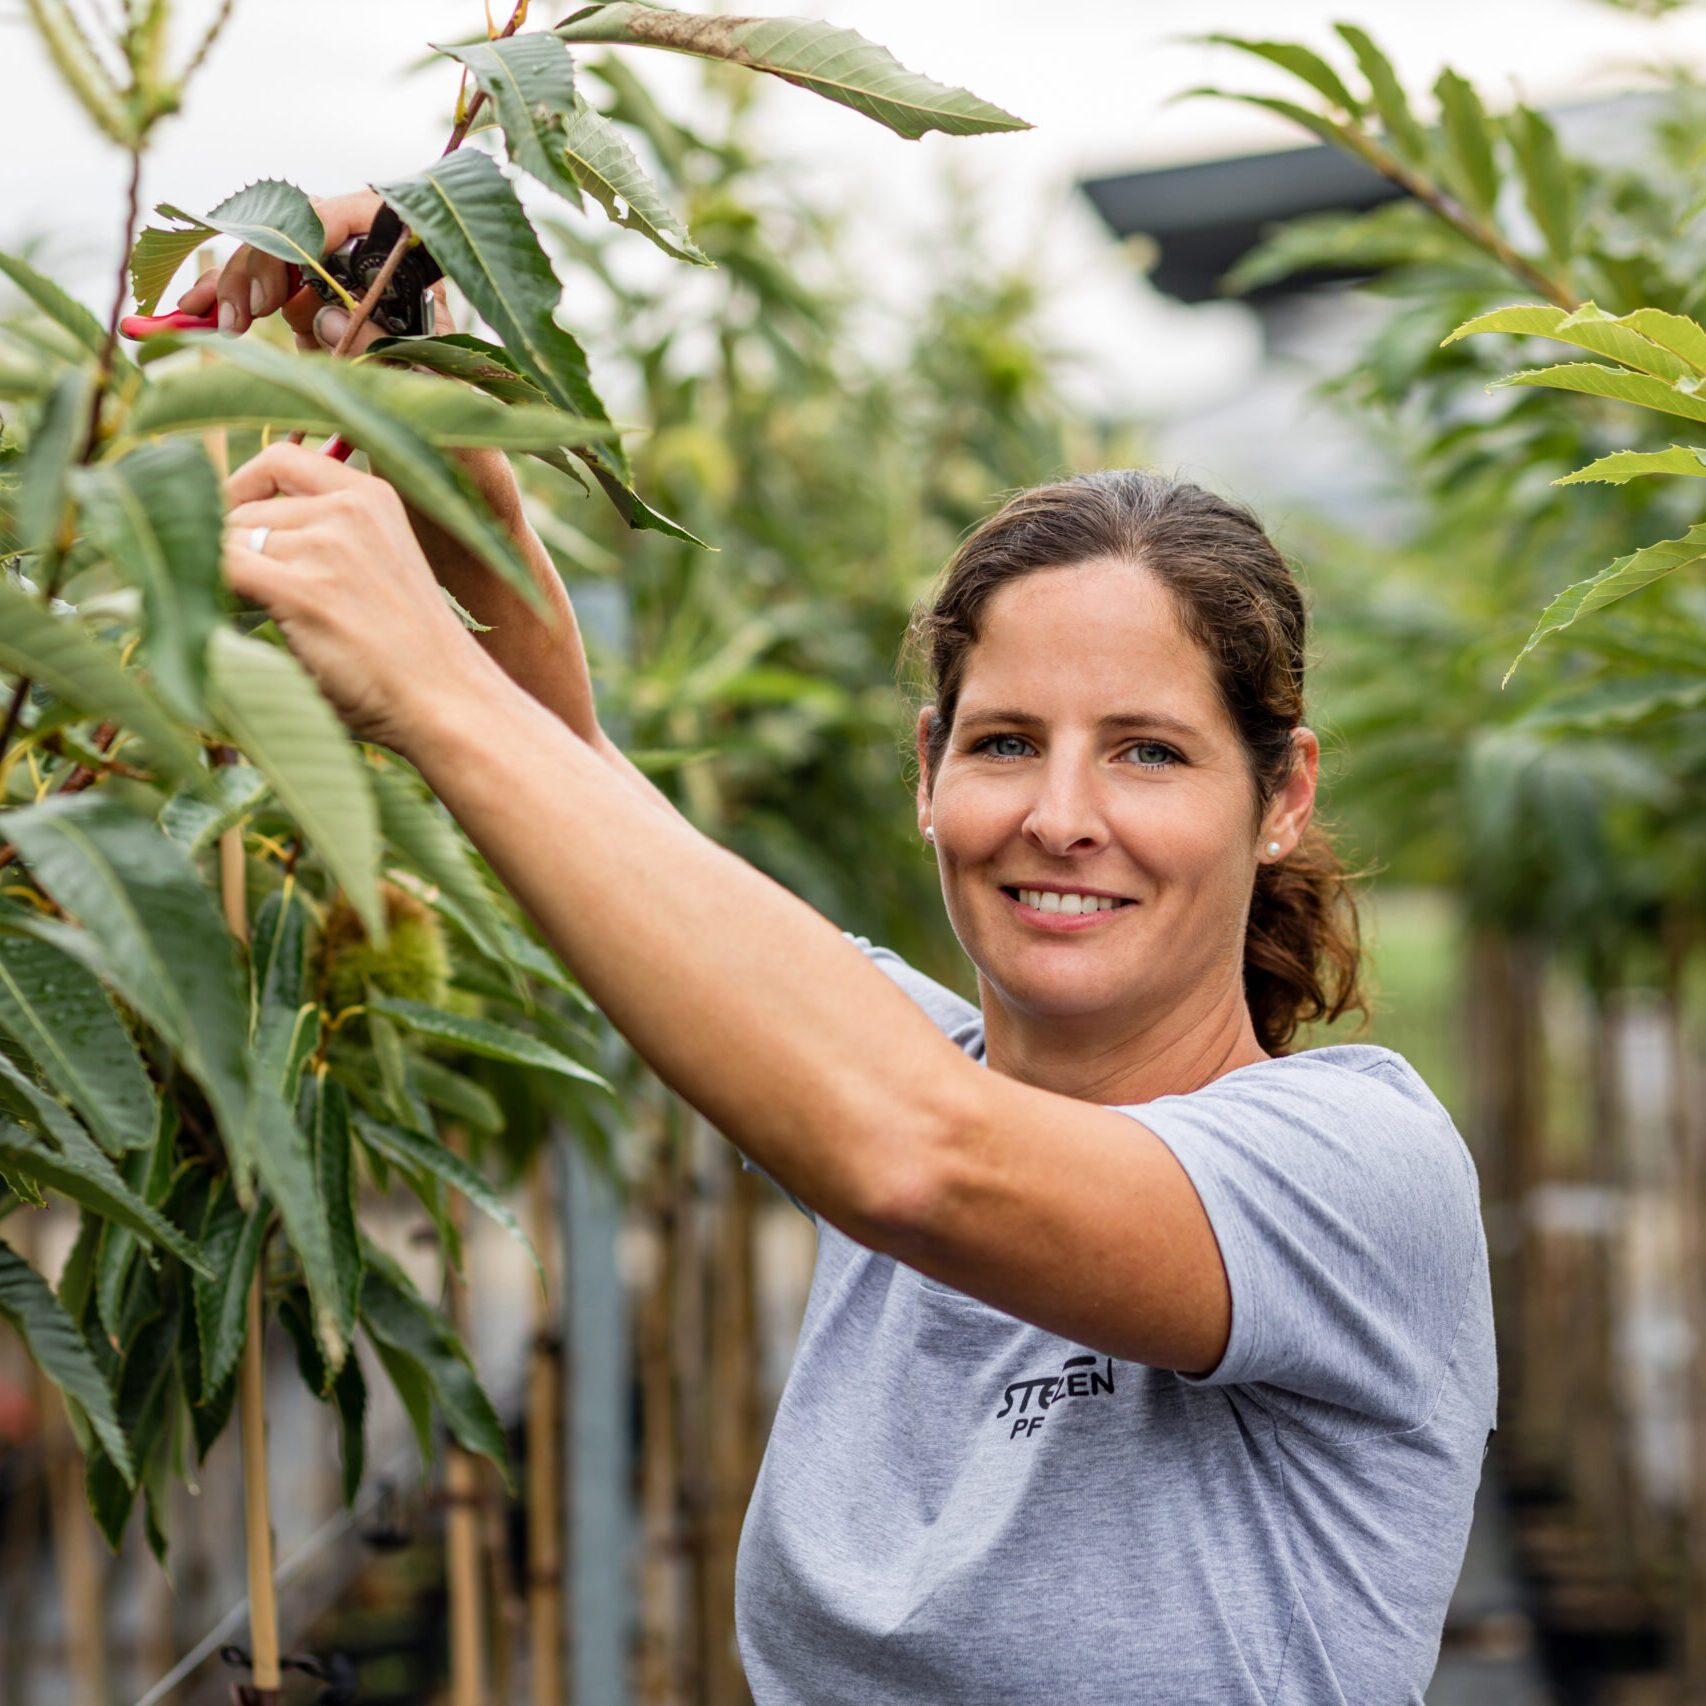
[915,706,937,838]
[1260,727,1319,856]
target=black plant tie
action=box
[221,1645,359,1703]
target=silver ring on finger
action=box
[248,524,272,556]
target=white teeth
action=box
[1039,891,1062,913]
[1016,889,1126,913]
[1060,894,1084,915]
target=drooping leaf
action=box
[359,1253,509,1481]
[306,1076,363,1355]
[369,1332,435,1468]
[0,1238,132,1483]
[555,5,1030,139]
[369,762,509,964]
[405,1055,507,1136]
[206,627,386,948]
[85,1272,180,1547]
[0,929,155,1155]
[0,575,210,796]
[151,180,346,306]
[278,1285,366,1504]
[437,34,587,205]
[1505,105,1575,274]
[375,149,624,472]
[1443,302,1692,381]
[193,1179,268,1400]
[1492,360,1706,424]
[1199,35,1362,115]
[1555,446,1706,485]
[1433,68,1499,221]
[558,98,709,263]
[72,439,226,723]
[1505,522,1706,683]
[16,369,91,556]
[0,249,114,363]
[366,996,611,1090]
[1333,24,1428,165]
[93,1123,175,1340]
[354,1111,540,1283]
[249,885,308,1041]
[159,762,268,852]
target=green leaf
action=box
[71,439,226,723]
[206,627,386,947]
[555,5,1030,139]
[152,181,347,306]
[193,1180,268,1399]
[134,333,555,614]
[0,1113,209,1275]
[438,34,587,206]
[307,1076,363,1354]
[128,225,212,318]
[250,886,317,1104]
[1492,360,1706,424]
[1199,35,1362,115]
[93,1121,174,1339]
[369,1331,435,1468]
[85,1271,179,1546]
[159,762,268,852]
[1518,672,1706,734]
[0,1237,132,1482]
[1505,522,1706,683]
[0,249,113,363]
[1610,308,1706,374]
[1433,68,1499,221]
[1175,88,1352,153]
[1555,446,1706,485]
[1333,23,1427,165]
[20,0,134,147]
[1442,303,1692,380]
[370,762,509,964]
[559,98,709,264]
[375,149,624,473]
[0,574,211,796]
[128,350,616,453]
[355,1111,540,1283]
[405,1055,506,1136]
[0,929,155,1155]
[1505,105,1575,273]
[17,369,91,556]
[359,1253,509,1481]
[278,1285,366,1504]
[366,996,611,1091]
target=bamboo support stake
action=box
[444,1126,488,1706]
[526,1166,564,1706]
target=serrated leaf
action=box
[153,180,345,304]
[405,1054,506,1136]
[85,1272,179,1546]
[1199,35,1362,116]
[555,5,1029,139]
[0,574,211,796]
[375,149,624,474]
[1505,522,1706,683]
[278,1285,365,1504]
[193,1181,268,1399]
[1611,308,1706,374]
[355,1111,540,1284]
[159,762,267,852]
[1506,105,1575,274]
[1555,446,1706,485]
[438,34,587,205]
[207,627,386,948]
[0,929,155,1155]
[72,439,226,723]
[1443,303,1691,380]
[1493,360,1706,423]
[1334,23,1427,165]
[359,1253,508,1482]
[128,225,211,318]
[306,1076,362,1354]
[367,996,611,1091]
[559,98,708,263]
[0,249,113,363]
[0,1238,132,1483]
[1433,68,1499,221]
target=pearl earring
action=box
[924,827,935,843]
[1265,841,1281,857]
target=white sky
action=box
[8,0,1706,417]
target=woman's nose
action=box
[1020,760,1108,857]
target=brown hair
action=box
[905,468,1367,1055]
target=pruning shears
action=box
[119,205,444,462]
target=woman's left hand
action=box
[224,442,491,757]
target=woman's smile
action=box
[999,885,1139,930]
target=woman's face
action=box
[916,557,1315,1030]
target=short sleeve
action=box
[737,934,984,1219]
[1121,1050,1484,1440]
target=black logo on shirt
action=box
[996,1354,1116,1440]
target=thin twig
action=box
[87,148,145,459]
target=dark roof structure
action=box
[1078,140,1402,304]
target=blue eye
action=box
[974,733,1034,760]
[1126,740,1180,769]
[968,734,1182,769]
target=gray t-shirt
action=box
[736,938,1497,1705]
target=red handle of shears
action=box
[118,266,353,461]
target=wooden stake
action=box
[445,1127,487,1706]
[526,1168,564,1706]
